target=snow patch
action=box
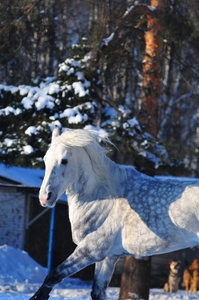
[60,107,88,124]
[22,145,34,155]
[25,126,37,136]
[0,106,22,116]
[0,164,44,187]
[84,125,108,139]
[103,107,117,118]
[35,95,55,110]
[72,82,88,97]
[0,245,198,299]
[21,97,34,109]
[103,32,115,45]
[4,139,15,147]
[0,245,46,284]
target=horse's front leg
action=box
[91,257,118,300]
[29,240,107,300]
[29,265,66,300]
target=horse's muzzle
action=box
[39,192,52,207]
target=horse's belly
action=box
[122,212,187,257]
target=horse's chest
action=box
[68,200,112,244]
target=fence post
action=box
[47,205,56,273]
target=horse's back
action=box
[120,169,199,256]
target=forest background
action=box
[1,0,199,177]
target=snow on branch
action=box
[102,4,157,48]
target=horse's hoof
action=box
[29,296,49,300]
[29,289,50,300]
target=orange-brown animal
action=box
[164,260,181,293]
[189,259,199,294]
[182,268,192,293]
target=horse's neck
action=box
[66,148,118,244]
[67,147,119,200]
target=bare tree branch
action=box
[0,0,42,33]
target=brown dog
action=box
[182,268,192,293]
[164,260,181,293]
[189,259,199,294]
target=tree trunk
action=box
[119,257,151,300]
[140,0,167,137]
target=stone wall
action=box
[0,187,26,249]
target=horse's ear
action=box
[52,125,60,142]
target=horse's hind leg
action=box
[91,257,118,300]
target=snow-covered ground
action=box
[0,245,199,300]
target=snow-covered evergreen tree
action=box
[0,38,176,174]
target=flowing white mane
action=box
[58,128,109,149]
[58,129,114,182]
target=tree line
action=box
[1,0,199,174]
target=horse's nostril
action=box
[47,192,52,200]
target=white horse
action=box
[30,126,199,300]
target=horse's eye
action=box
[61,159,68,165]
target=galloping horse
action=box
[30,127,199,300]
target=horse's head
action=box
[39,126,77,207]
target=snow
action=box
[47,82,61,95]
[123,117,141,130]
[124,4,157,18]
[0,245,46,284]
[49,120,62,131]
[60,107,88,124]
[103,107,117,118]
[22,145,34,155]
[4,139,15,147]
[72,82,89,97]
[139,150,162,169]
[19,85,32,96]
[21,97,34,109]
[59,59,81,73]
[35,95,55,110]
[103,32,115,46]
[75,71,84,81]
[84,125,108,139]
[0,82,57,113]
[0,84,18,93]
[0,106,22,116]
[0,245,199,300]
[0,164,44,187]
[25,126,37,136]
